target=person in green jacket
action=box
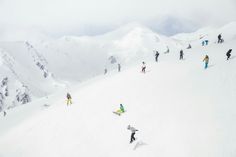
[119,104,125,113]
[113,104,125,115]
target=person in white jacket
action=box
[127,125,138,143]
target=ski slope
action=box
[0,23,236,157]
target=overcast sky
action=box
[0,0,236,40]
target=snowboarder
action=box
[3,111,6,117]
[127,125,138,143]
[179,50,184,60]
[66,93,72,105]
[203,55,209,69]
[113,104,125,115]
[104,68,107,75]
[187,44,192,49]
[155,51,159,62]
[226,49,232,60]
[119,104,125,113]
[118,64,121,72]
[141,62,146,73]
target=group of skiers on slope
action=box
[202,34,224,46]
[104,34,230,75]
[66,93,139,143]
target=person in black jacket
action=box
[180,50,184,60]
[155,51,159,62]
[226,49,232,60]
[118,64,121,72]
[127,125,138,143]
[218,34,223,43]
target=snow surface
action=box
[0,22,236,157]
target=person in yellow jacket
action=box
[203,55,209,69]
[66,93,72,105]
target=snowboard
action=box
[113,110,126,116]
[113,111,121,116]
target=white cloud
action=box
[0,0,235,40]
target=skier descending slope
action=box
[118,63,121,72]
[141,62,146,73]
[226,49,232,60]
[66,93,72,106]
[179,50,184,60]
[202,41,205,46]
[3,111,6,117]
[203,55,209,69]
[127,125,138,143]
[187,44,192,49]
[155,51,159,62]
[104,68,107,75]
[218,34,224,43]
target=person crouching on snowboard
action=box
[115,104,125,114]
[66,93,72,105]
[127,125,138,143]
[119,104,125,113]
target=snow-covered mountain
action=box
[0,23,184,111]
[0,21,236,157]
[0,41,65,111]
[0,21,235,117]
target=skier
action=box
[127,125,138,143]
[164,46,170,53]
[203,55,209,69]
[155,51,159,62]
[205,40,209,45]
[187,44,192,49]
[3,111,6,117]
[104,68,107,75]
[118,64,121,72]
[226,49,232,60]
[218,34,223,43]
[202,41,205,46]
[179,50,184,60]
[141,62,146,73]
[66,93,72,106]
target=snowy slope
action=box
[1,23,182,112]
[0,22,236,157]
[34,23,182,82]
[0,41,65,111]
